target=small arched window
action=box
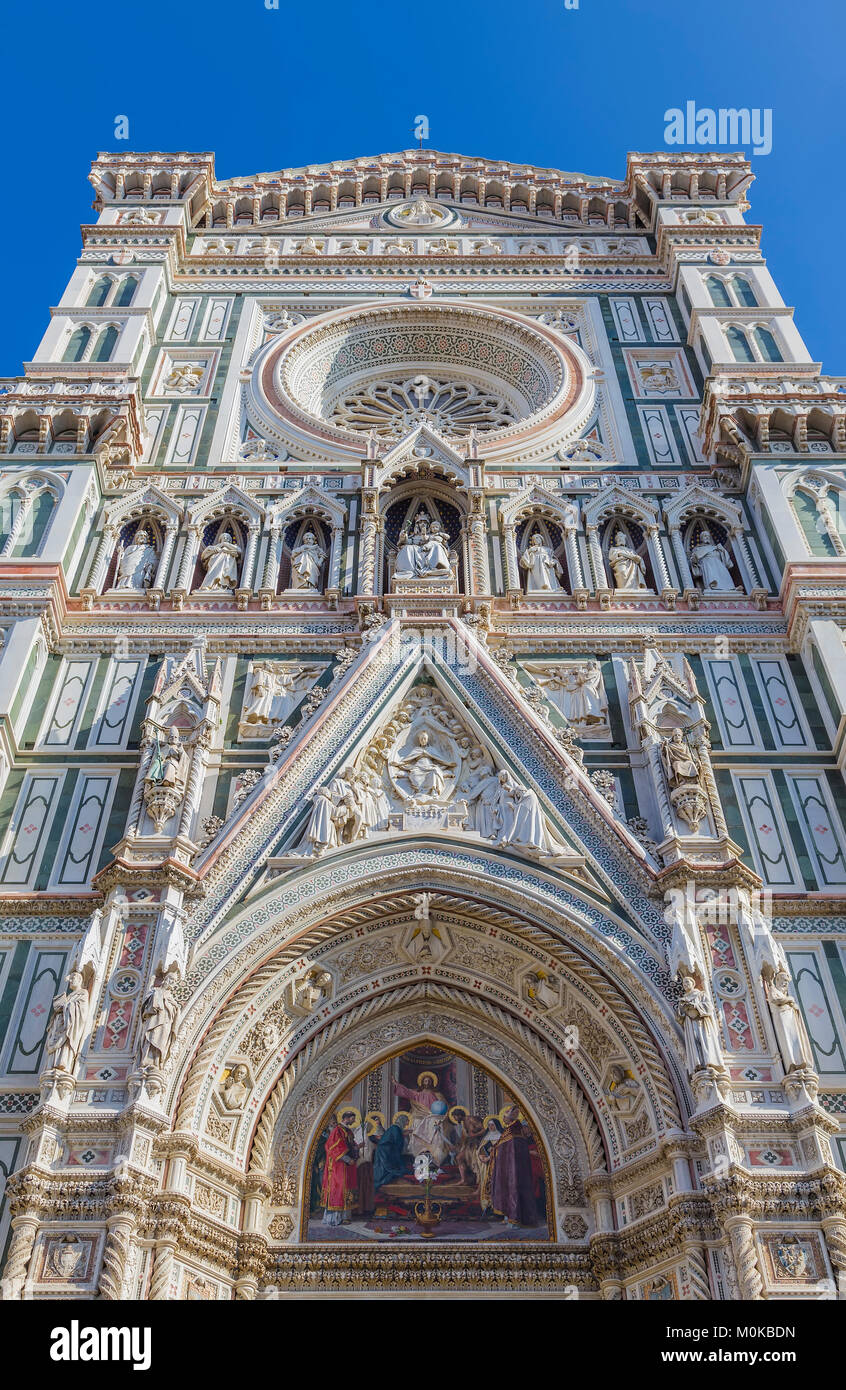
[726,326,755,363]
[731,276,757,307]
[705,276,732,308]
[63,326,92,362]
[87,276,113,307]
[90,325,119,363]
[753,326,782,362]
[113,276,138,307]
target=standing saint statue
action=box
[676,973,724,1072]
[45,969,89,1073]
[661,728,701,790]
[289,529,326,592]
[198,528,242,591]
[139,973,180,1070]
[607,531,647,591]
[520,533,564,593]
[689,528,736,592]
[115,527,158,591]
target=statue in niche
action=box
[289,529,327,592]
[198,527,242,591]
[45,968,89,1073]
[660,727,708,833]
[676,972,725,1072]
[393,513,452,583]
[608,530,648,591]
[139,973,180,1070]
[220,1064,251,1111]
[689,528,736,592]
[520,533,564,593]
[115,526,158,591]
[144,727,190,832]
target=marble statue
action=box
[45,969,89,1073]
[676,973,725,1072]
[393,513,452,582]
[221,1064,251,1110]
[293,968,332,1012]
[289,530,326,592]
[390,730,457,803]
[520,533,564,593]
[765,965,813,1073]
[139,973,179,1069]
[608,531,647,591]
[523,661,610,737]
[240,662,321,738]
[115,527,158,591]
[198,529,242,591]
[689,529,735,592]
[143,727,190,833]
[661,727,707,833]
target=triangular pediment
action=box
[194,622,663,958]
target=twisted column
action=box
[1,1214,39,1298]
[357,492,379,595]
[175,525,200,591]
[242,524,260,590]
[725,1217,764,1300]
[87,522,118,591]
[585,524,606,590]
[564,527,584,590]
[154,524,178,591]
[821,1216,846,1298]
[261,526,281,592]
[501,522,520,593]
[149,1240,176,1301]
[98,1213,135,1300]
[0,491,34,558]
[682,1242,712,1300]
[467,493,490,595]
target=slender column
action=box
[730,527,761,591]
[467,492,490,594]
[261,525,281,592]
[177,727,211,840]
[175,526,200,591]
[328,525,343,591]
[0,492,34,558]
[242,524,260,590]
[564,527,584,589]
[154,524,178,591]
[502,522,520,593]
[585,524,606,590]
[357,491,379,595]
[669,525,694,590]
[126,730,156,835]
[647,526,673,591]
[87,523,118,591]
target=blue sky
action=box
[1,0,842,375]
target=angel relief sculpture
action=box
[299,683,569,859]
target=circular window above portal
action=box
[248,300,596,462]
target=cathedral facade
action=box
[0,146,844,1300]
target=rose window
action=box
[329,373,518,439]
